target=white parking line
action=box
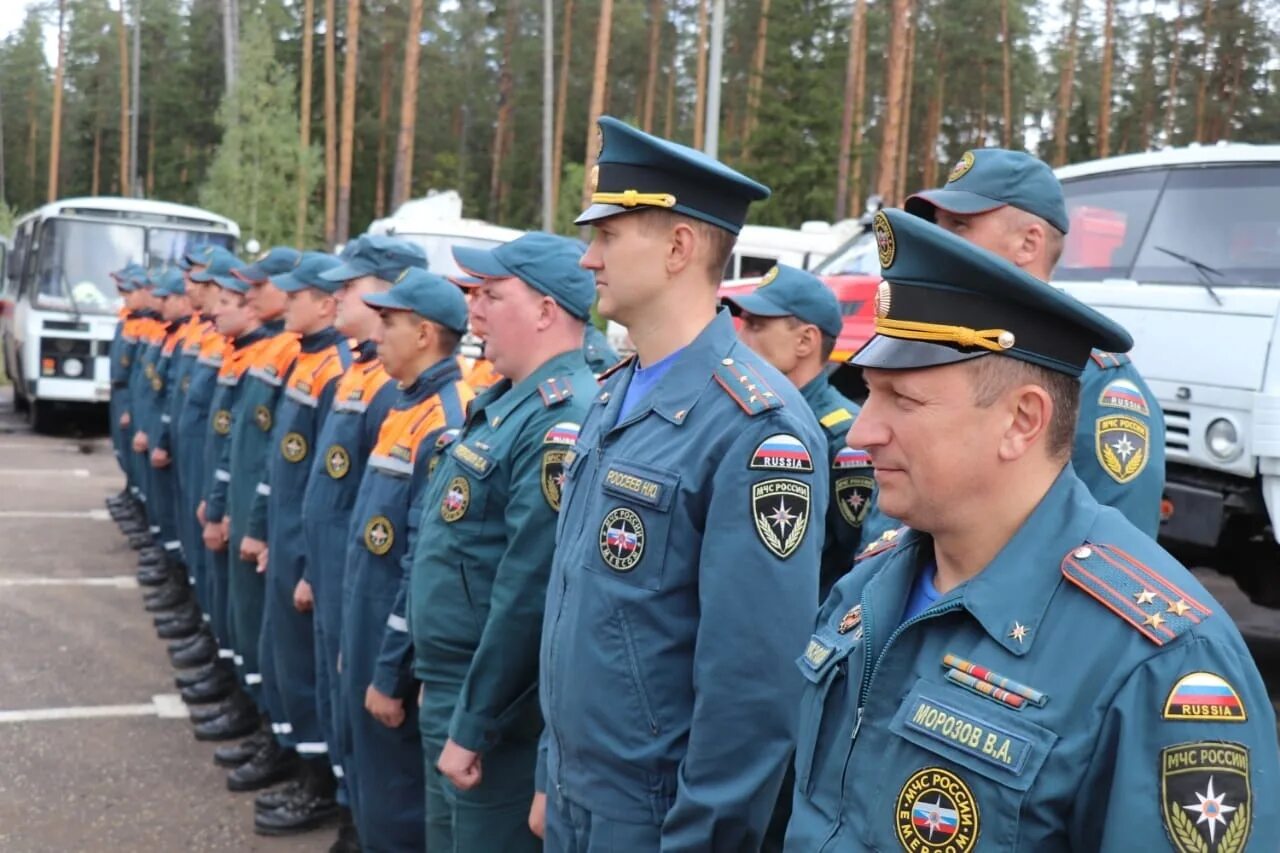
[0,694,189,724]
[0,468,91,477]
[0,509,110,520]
[0,575,138,589]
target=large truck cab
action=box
[1053,145,1280,604]
[0,197,238,431]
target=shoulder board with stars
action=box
[1061,543,1211,646]
[1089,350,1131,370]
[713,356,784,416]
[596,355,635,383]
[856,526,906,561]
[537,376,576,407]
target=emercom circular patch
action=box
[325,445,350,479]
[895,766,980,852]
[599,507,645,572]
[440,476,470,523]
[281,431,308,463]
[363,515,394,556]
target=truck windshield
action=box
[812,230,878,277]
[36,218,145,313]
[1058,164,1280,287]
[149,227,235,268]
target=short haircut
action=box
[430,320,462,356]
[784,315,837,361]
[966,355,1079,460]
[1005,206,1066,269]
[635,208,737,282]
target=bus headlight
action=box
[1206,418,1242,461]
[61,357,84,378]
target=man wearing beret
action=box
[903,148,1166,539]
[336,269,473,851]
[785,209,1278,850]
[536,117,827,850]
[410,232,597,851]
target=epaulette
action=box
[597,355,635,383]
[434,428,460,451]
[855,526,906,561]
[537,376,575,407]
[1061,542,1210,646]
[1089,350,1131,369]
[820,407,855,429]
[713,356,784,416]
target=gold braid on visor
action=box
[874,318,1015,352]
[590,190,678,209]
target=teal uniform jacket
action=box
[411,349,596,754]
[583,324,620,375]
[126,315,163,504]
[108,313,138,479]
[539,311,827,847]
[175,326,222,604]
[799,373,868,599]
[1073,350,1166,538]
[785,466,1278,851]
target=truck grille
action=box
[1162,406,1191,454]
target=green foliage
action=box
[198,17,321,248]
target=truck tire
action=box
[28,399,55,433]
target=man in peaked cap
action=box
[902,147,1166,538]
[785,209,1279,850]
[535,117,827,850]
[410,232,596,852]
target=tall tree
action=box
[582,0,614,211]
[390,0,423,212]
[876,0,911,205]
[336,0,360,243]
[1193,0,1213,141]
[488,0,519,221]
[1097,0,1116,157]
[1163,0,1184,143]
[895,4,917,202]
[848,4,868,215]
[373,40,392,219]
[551,0,574,216]
[1000,0,1011,147]
[1052,0,1082,166]
[49,0,68,202]
[295,0,314,246]
[693,0,709,149]
[834,0,863,219]
[743,0,772,155]
[641,0,663,132]
[117,0,129,196]
[323,0,337,244]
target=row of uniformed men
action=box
[106,112,1276,853]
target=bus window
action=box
[148,227,235,268]
[35,218,145,313]
[739,255,777,278]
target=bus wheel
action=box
[28,400,54,433]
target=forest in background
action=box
[1,0,1278,248]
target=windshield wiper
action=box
[1153,245,1224,306]
[61,271,86,323]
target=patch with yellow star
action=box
[363,515,394,556]
[895,766,980,852]
[752,478,811,560]
[835,473,875,528]
[1096,414,1148,484]
[281,431,308,463]
[254,404,273,432]
[325,445,350,479]
[541,448,570,511]
[1161,741,1251,853]
[1163,672,1247,723]
[213,409,232,435]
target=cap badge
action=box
[873,211,896,269]
[758,266,780,287]
[395,267,410,284]
[589,164,599,194]
[947,150,976,183]
[875,281,892,319]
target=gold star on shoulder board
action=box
[1009,622,1029,644]
[1144,612,1166,629]
[1134,589,1157,605]
[1166,599,1190,617]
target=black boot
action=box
[138,545,166,564]
[144,583,189,612]
[156,604,202,639]
[128,532,153,550]
[189,692,247,724]
[228,736,298,792]
[253,757,337,835]
[154,601,200,628]
[255,779,305,813]
[168,628,209,653]
[215,726,272,768]
[327,807,361,853]
[136,565,170,587]
[193,699,259,741]
[180,668,236,704]
[170,633,218,669]
[174,660,221,688]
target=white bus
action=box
[0,197,239,431]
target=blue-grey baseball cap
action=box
[453,232,595,321]
[320,234,428,283]
[271,252,345,294]
[235,246,303,283]
[362,268,469,335]
[723,264,843,339]
[154,268,187,297]
[905,148,1070,235]
[111,262,146,292]
[192,249,250,293]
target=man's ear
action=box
[667,221,698,276]
[1012,221,1046,269]
[998,383,1053,462]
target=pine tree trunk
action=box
[848,11,868,215]
[663,58,676,138]
[743,0,772,156]
[373,41,392,219]
[875,0,911,204]
[91,125,101,196]
[489,0,519,220]
[920,57,945,188]
[1052,0,1082,167]
[642,0,663,132]
[117,0,130,197]
[1001,0,1012,147]
[582,0,614,212]
[146,110,154,195]
[179,141,190,187]
[693,0,709,149]
[1164,0,1184,142]
[323,0,338,246]
[296,0,314,246]
[391,0,424,213]
[1220,44,1242,140]
[1193,0,1213,142]
[1098,0,1116,157]
[834,0,863,218]
[48,0,66,202]
[1138,14,1156,150]
[551,0,574,215]
[896,8,917,203]
[336,0,360,243]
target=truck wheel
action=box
[28,399,55,433]
[12,385,30,413]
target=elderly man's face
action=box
[846,360,1004,531]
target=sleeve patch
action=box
[1095,414,1150,484]
[750,433,814,472]
[1098,378,1151,416]
[544,422,581,446]
[833,447,873,470]
[1163,672,1247,722]
[1060,543,1210,645]
[751,478,811,559]
[1160,741,1252,853]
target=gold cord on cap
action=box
[590,190,678,209]
[874,317,1016,352]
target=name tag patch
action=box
[452,442,492,476]
[603,468,664,507]
[904,695,1032,775]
